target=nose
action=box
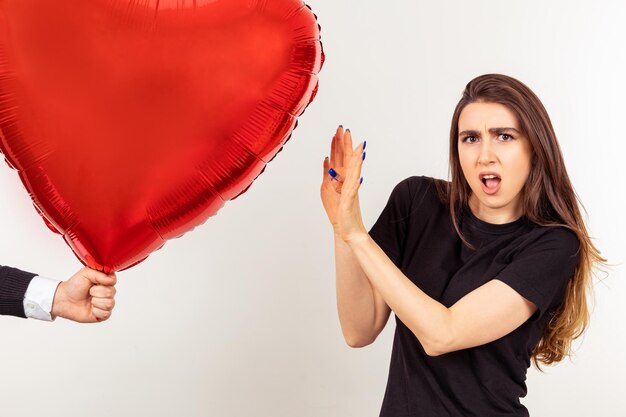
[477,139,496,166]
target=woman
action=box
[320,74,604,416]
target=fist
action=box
[51,267,117,323]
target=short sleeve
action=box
[368,178,414,266]
[496,227,580,320]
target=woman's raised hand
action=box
[320,126,346,232]
[320,126,368,242]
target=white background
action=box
[1,1,625,416]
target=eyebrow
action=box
[458,127,522,137]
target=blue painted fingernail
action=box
[360,177,363,184]
[328,168,337,178]
[324,156,328,161]
[363,141,367,150]
[362,151,366,161]
[346,128,350,133]
[338,124,343,128]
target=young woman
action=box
[320,74,604,416]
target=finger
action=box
[323,158,344,194]
[92,297,115,311]
[323,156,330,181]
[343,129,354,164]
[330,169,344,183]
[335,125,344,168]
[345,142,365,191]
[92,307,112,321]
[90,285,116,298]
[81,268,117,286]
[330,133,336,168]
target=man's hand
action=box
[51,267,117,323]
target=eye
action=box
[498,133,514,141]
[462,136,479,144]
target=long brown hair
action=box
[436,74,605,368]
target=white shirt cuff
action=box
[23,276,62,321]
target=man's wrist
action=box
[50,281,66,319]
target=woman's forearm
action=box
[334,233,385,347]
[346,233,453,355]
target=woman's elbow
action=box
[344,333,377,348]
[420,334,455,357]
[423,344,447,357]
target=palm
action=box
[320,125,367,242]
[320,169,343,226]
[321,126,349,231]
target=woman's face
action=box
[457,101,533,224]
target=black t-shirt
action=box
[368,176,580,417]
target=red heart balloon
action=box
[0,0,323,272]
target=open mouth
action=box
[480,174,501,194]
[481,174,501,188]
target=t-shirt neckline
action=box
[463,207,529,235]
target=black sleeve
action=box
[0,265,37,318]
[368,177,416,267]
[496,227,580,321]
